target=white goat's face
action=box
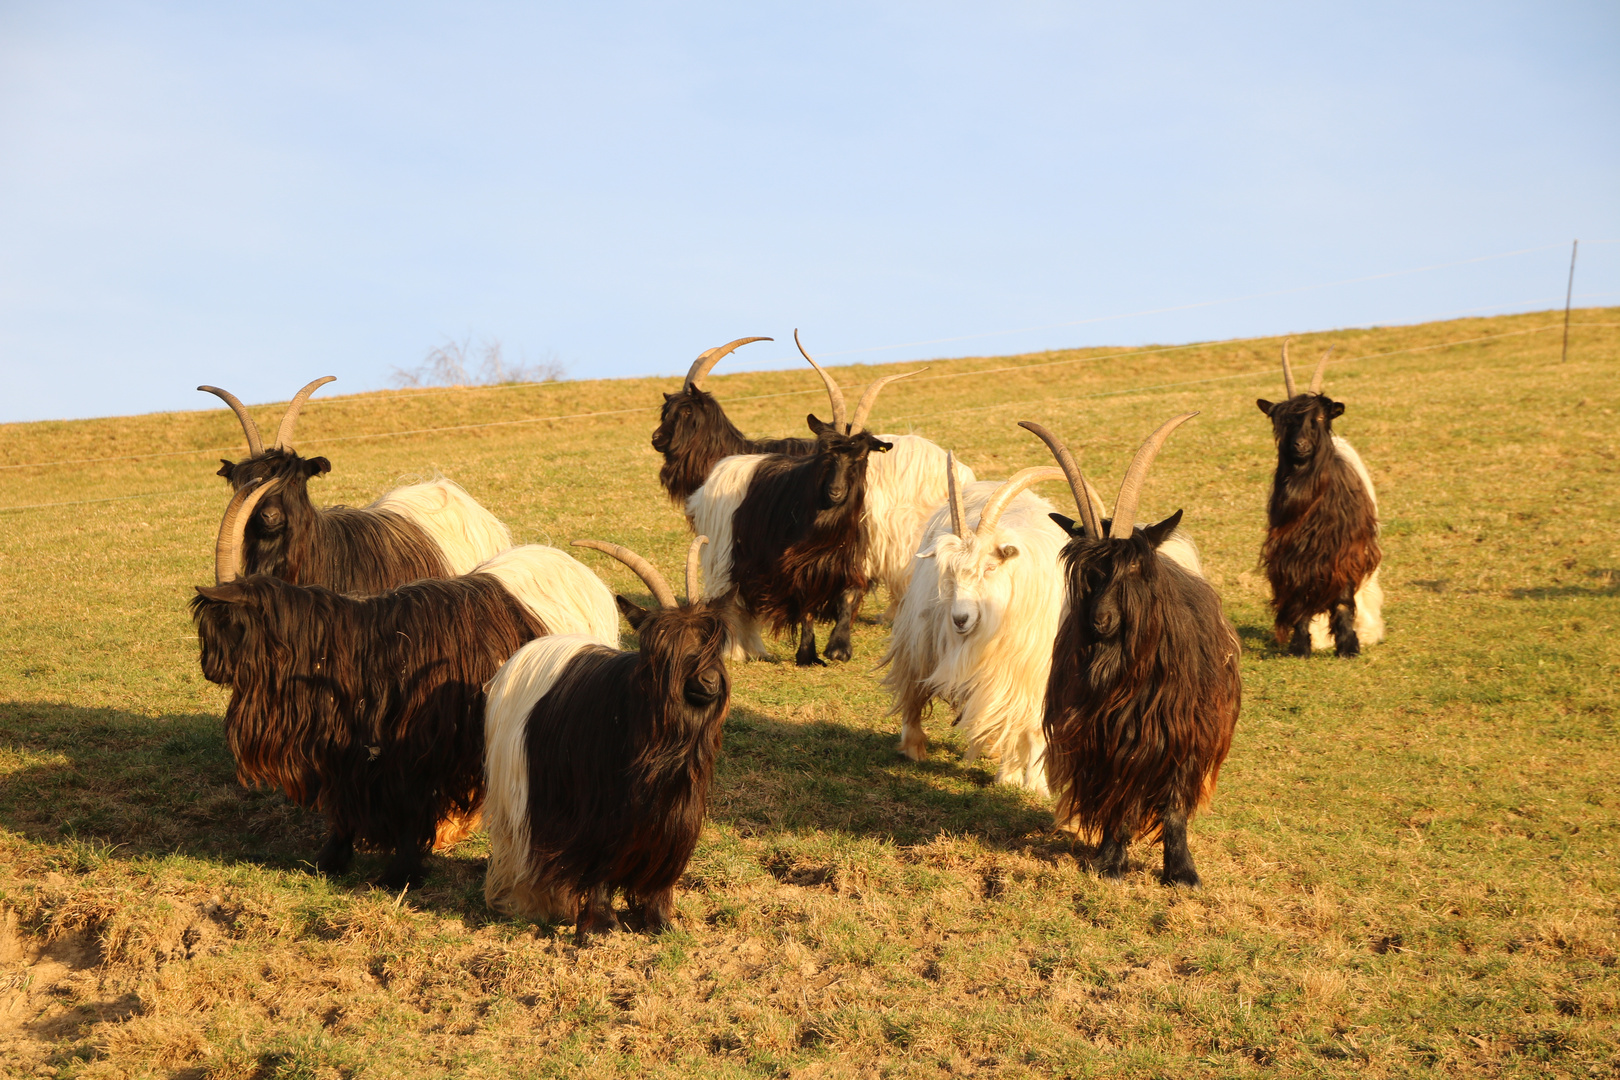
[919,532,1021,637]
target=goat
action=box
[191,478,619,889]
[656,333,969,649]
[1024,417,1241,887]
[687,408,890,666]
[200,378,511,593]
[483,536,734,942]
[651,337,815,504]
[883,451,1203,793]
[1256,342,1385,657]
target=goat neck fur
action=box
[652,386,816,504]
[725,418,888,636]
[860,434,977,605]
[218,449,449,591]
[1256,391,1382,653]
[1045,523,1242,852]
[191,573,546,866]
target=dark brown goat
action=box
[1256,342,1383,657]
[695,415,890,665]
[483,537,735,942]
[192,480,617,889]
[651,337,817,504]
[200,378,506,593]
[1024,417,1241,887]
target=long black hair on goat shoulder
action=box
[1044,514,1242,887]
[519,598,735,937]
[191,573,544,887]
[727,416,888,663]
[1256,393,1381,655]
[218,449,449,593]
[652,387,817,504]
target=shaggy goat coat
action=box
[1044,531,1242,844]
[191,545,618,871]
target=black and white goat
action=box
[687,406,890,666]
[882,452,1203,792]
[1256,342,1385,657]
[483,536,734,942]
[1025,417,1241,887]
[200,378,510,593]
[191,478,619,889]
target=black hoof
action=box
[1161,867,1202,889]
[822,642,853,663]
[376,864,426,892]
[1335,639,1361,659]
[795,653,827,668]
[314,836,354,876]
[1287,636,1312,658]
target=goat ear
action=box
[871,437,893,453]
[217,459,236,479]
[616,594,653,630]
[806,414,836,436]
[915,538,939,559]
[193,583,236,602]
[1049,512,1081,537]
[996,544,1020,561]
[1256,399,1274,416]
[1327,401,1345,420]
[304,457,331,477]
[1143,509,1184,547]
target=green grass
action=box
[1,309,1617,1078]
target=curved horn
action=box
[849,368,926,434]
[945,452,966,538]
[1279,339,1297,398]
[685,535,707,603]
[1308,345,1334,394]
[1109,412,1198,538]
[571,540,678,610]
[976,466,1065,540]
[683,337,772,392]
[198,385,265,458]
[795,329,847,431]
[214,477,277,584]
[272,376,336,450]
[1018,421,1104,542]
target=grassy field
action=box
[0,309,1616,1079]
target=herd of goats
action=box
[188,333,1385,941]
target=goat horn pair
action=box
[1279,340,1334,398]
[199,376,337,456]
[1018,415,1197,538]
[572,536,708,610]
[794,329,924,434]
[214,476,279,584]
[683,337,772,392]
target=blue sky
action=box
[2,2,1616,423]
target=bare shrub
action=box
[391,336,564,389]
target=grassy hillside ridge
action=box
[0,308,1616,1078]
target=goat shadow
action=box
[0,695,1064,922]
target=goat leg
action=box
[1330,593,1360,658]
[1158,803,1201,888]
[822,587,863,662]
[896,681,930,762]
[575,884,618,944]
[635,887,678,934]
[314,827,354,876]
[1287,614,1314,657]
[1096,830,1131,879]
[377,822,430,892]
[794,614,825,667]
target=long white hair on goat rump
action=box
[1306,435,1385,651]
[474,546,621,648]
[483,633,600,921]
[883,480,1068,792]
[685,452,769,659]
[370,477,513,574]
[862,433,976,612]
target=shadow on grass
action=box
[0,696,1066,920]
